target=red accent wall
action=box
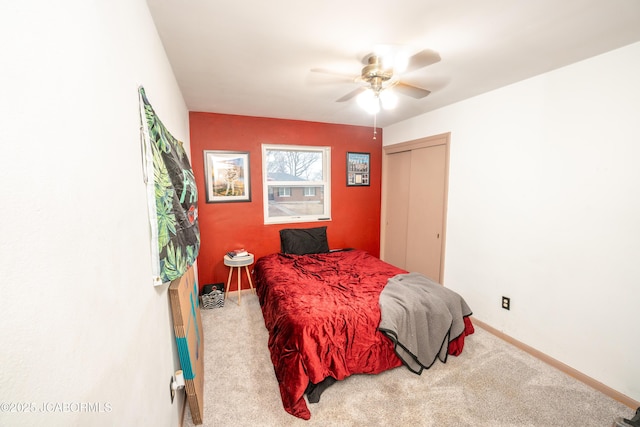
[189,112,383,291]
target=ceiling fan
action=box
[311,47,441,114]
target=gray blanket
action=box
[378,272,472,374]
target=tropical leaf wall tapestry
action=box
[139,87,200,285]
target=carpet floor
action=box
[184,293,633,427]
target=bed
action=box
[253,227,474,420]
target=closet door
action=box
[405,144,446,281]
[381,133,449,284]
[382,150,411,269]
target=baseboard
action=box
[472,317,639,410]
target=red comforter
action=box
[254,250,473,420]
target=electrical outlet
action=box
[170,376,175,403]
[502,296,510,310]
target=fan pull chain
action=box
[372,113,377,140]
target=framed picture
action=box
[203,150,251,203]
[346,152,370,187]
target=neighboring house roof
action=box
[267,172,306,182]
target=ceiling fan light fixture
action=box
[356,89,380,114]
[379,89,398,110]
[317,46,439,116]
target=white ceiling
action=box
[147,0,640,128]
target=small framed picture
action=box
[204,150,251,203]
[346,152,370,187]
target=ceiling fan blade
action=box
[336,87,366,102]
[394,81,431,99]
[310,68,359,83]
[404,49,441,73]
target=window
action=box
[262,144,331,224]
[278,187,291,197]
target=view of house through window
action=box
[262,144,331,224]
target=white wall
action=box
[385,42,640,402]
[0,1,190,426]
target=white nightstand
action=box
[223,253,255,305]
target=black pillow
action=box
[280,226,329,255]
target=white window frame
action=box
[303,187,316,197]
[262,144,331,224]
